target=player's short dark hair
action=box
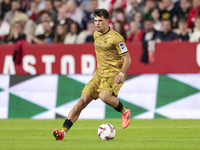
[94,9,109,19]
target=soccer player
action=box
[52,8,132,140]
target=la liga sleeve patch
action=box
[119,42,128,53]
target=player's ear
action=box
[106,19,109,23]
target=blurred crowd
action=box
[0,0,200,45]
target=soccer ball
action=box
[97,123,116,140]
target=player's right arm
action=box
[114,35,132,84]
[120,53,131,75]
[115,53,131,84]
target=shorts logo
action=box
[119,42,128,53]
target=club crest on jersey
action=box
[103,38,113,45]
[119,42,127,52]
[104,38,107,43]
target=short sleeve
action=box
[115,35,129,56]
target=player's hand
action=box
[115,72,124,84]
[115,75,123,84]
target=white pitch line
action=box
[1,126,200,130]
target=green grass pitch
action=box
[0,119,200,150]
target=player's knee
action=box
[99,93,109,104]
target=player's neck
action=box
[100,26,110,35]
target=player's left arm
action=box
[115,53,132,84]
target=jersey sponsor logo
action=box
[95,45,108,51]
[119,42,128,53]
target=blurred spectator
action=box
[7,22,26,44]
[126,0,142,23]
[0,14,10,43]
[98,0,113,11]
[13,8,22,18]
[112,8,130,31]
[85,0,98,22]
[76,0,84,6]
[3,0,20,25]
[82,0,98,29]
[64,22,86,44]
[0,0,11,18]
[35,0,45,11]
[85,21,96,42]
[20,0,29,12]
[38,0,57,23]
[126,21,144,42]
[53,24,67,43]
[35,11,54,36]
[14,13,36,36]
[98,0,127,13]
[134,11,144,29]
[141,19,158,63]
[142,19,158,42]
[113,20,126,40]
[55,6,73,31]
[159,0,179,28]
[187,0,200,29]
[177,18,190,41]
[142,0,157,20]
[189,17,200,42]
[66,0,85,28]
[28,1,41,22]
[178,0,192,19]
[80,0,92,13]
[151,8,161,31]
[27,21,54,44]
[174,0,182,12]
[137,0,145,12]
[53,0,63,13]
[157,19,178,41]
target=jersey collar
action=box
[99,26,110,36]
